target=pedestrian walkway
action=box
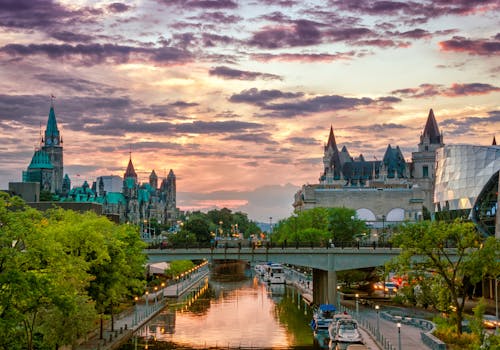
[75,266,210,350]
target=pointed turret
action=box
[44,105,61,147]
[149,169,158,189]
[325,125,339,152]
[493,136,497,146]
[422,109,442,145]
[124,155,138,179]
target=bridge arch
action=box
[386,208,405,222]
[356,208,376,221]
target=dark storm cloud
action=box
[247,20,322,49]
[439,35,500,56]
[223,132,278,144]
[34,73,124,95]
[209,66,281,80]
[252,51,357,62]
[157,0,238,9]
[107,3,131,13]
[229,88,304,105]
[0,43,193,66]
[392,83,499,98]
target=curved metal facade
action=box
[434,144,500,236]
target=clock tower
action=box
[41,101,63,194]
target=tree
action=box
[389,219,500,334]
[327,207,366,242]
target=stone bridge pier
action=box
[312,268,338,306]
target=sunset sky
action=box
[0,0,498,222]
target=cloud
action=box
[223,132,278,144]
[34,73,124,95]
[107,2,131,13]
[286,136,319,146]
[50,31,94,43]
[247,20,322,49]
[157,0,238,9]
[0,43,193,66]
[439,35,500,56]
[392,83,499,98]
[191,11,242,24]
[262,95,376,118]
[251,51,357,62]
[229,88,304,105]
[330,0,500,22]
[209,66,282,80]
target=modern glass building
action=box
[434,144,500,236]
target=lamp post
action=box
[355,293,359,319]
[375,305,380,337]
[397,322,402,350]
[154,286,158,309]
[496,277,498,334]
[337,285,341,309]
[134,296,139,325]
[218,221,223,239]
[145,291,149,315]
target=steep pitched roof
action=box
[44,106,60,141]
[493,136,497,146]
[325,125,339,152]
[422,109,442,144]
[28,150,54,169]
[124,156,137,179]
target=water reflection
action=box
[121,268,317,349]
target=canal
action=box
[119,264,320,349]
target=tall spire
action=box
[124,154,138,179]
[422,108,442,144]
[493,136,497,146]
[44,99,61,147]
[325,125,339,151]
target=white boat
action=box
[333,318,363,344]
[263,263,286,284]
[327,313,353,339]
[254,263,266,276]
[310,304,336,331]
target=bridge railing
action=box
[146,240,397,250]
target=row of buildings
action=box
[293,109,499,238]
[8,102,178,227]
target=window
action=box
[423,165,429,178]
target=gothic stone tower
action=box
[411,108,444,214]
[41,103,63,194]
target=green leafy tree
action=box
[164,260,196,279]
[184,213,211,242]
[327,207,366,242]
[389,219,500,334]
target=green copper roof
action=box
[45,106,60,141]
[28,150,54,169]
[105,192,126,205]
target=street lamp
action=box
[145,291,149,314]
[337,285,341,308]
[355,293,359,319]
[134,296,139,325]
[375,305,380,337]
[496,277,498,334]
[218,221,223,239]
[154,286,158,308]
[397,322,402,350]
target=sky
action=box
[0,0,499,223]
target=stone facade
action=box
[294,109,443,227]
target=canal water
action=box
[119,265,320,349]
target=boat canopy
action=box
[319,304,336,312]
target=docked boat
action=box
[327,312,353,339]
[310,304,336,331]
[332,318,363,344]
[263,263,286,284]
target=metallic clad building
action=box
[434,144,500,236]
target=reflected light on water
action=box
[152,279,291,349]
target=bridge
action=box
[145,245,404,306]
